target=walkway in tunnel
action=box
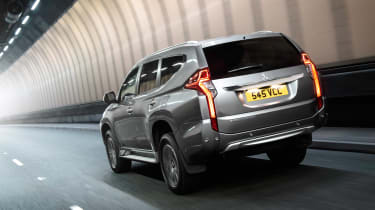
[0,126,374,210]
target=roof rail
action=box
[149,41,199,56]
[251,30,273,34]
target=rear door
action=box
[132,60,160,150]
[132,56,187,150]
[203,36,316,134]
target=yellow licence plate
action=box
[245,85,289,102]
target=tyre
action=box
[105,130,131,173]
[267,137,308,167]
[159,132,196,194]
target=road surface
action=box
[0,126,374,210]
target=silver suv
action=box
[100,32,326,194]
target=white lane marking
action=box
[12,159,24,166]
[37,177,47,181]
[70,205,83,210]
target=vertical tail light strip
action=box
[302,53,323,109]
[185,68,218,131]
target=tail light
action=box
[185,68,218,131]
[302,53,323,109]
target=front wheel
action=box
[105,130,131,173]
[159,132,196,194]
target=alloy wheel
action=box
[107,137,117,169]
[162,144,180,188]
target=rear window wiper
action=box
[228,64,264,73]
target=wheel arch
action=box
[151,119,174,153]
[100,121,112,144]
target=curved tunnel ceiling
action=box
[0,0,76,73]
[0,0,375,118]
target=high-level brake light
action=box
[185,68,218,131]
[302,53,323,109]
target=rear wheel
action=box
[105,130,131,173]
[160,132,196,194]
[267,135,310,167]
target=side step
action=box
[119,147,158,163]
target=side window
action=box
[120,67,139,101]
[160,55,186,85]
[139,60,159,94]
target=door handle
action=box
[149,98,157,107]
[127,107,133,114]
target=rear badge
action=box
[261,73,270,82]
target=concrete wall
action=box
[0,0,375,117]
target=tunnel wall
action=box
[0,0,375,122]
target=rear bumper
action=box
[180,106,326,174]
[219,107,326,153]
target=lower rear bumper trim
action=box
[222,125,315,153]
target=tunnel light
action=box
[31,0,40,11]
[15,27,22,36]
[0,52,3,58]
[3,45,9,52]
[9,38,15,45]
[22,15,30,25]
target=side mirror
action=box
[103,91,117,104]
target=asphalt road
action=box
[0,126,375,210]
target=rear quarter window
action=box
[203,37,302,80]
[160,55,186,85]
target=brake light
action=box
[302,53,323,109]
[185,68,218,131]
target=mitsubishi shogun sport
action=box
[101,32,326,194]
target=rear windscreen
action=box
[203,37,302,80]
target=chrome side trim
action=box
[222,126,315,153]
[119,147,158,163]
[121,155,158,163]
